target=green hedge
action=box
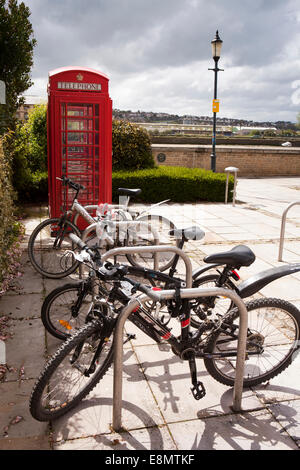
[112,166,234,203]
[0,140,23,294]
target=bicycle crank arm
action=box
[188,353,206,400]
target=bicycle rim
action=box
[42,283,94,340]
[126,214,178,271]
[204,298,300,387]
[28,218,81,278]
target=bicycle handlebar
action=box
[122,276,161,301]
[56,176,85,191]
[69,233,161,301]
[68,233,98,259]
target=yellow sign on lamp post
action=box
[212,99,219,113]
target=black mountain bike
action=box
[30,237,300,422]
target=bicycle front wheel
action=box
[28,218,81,278]
[204,298,300,387]
[29,320,114,421]
[41,282,94,340]
[126,214,178,271]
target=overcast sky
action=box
[23,0,300,123]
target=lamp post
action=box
[209,30,223,172]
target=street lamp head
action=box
[211,30,223,61]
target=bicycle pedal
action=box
[191,381,206,400]
[124,333,136,344]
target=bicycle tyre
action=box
[29,320,114,421]
[28,217,81,278]
[204,297,300,387]
[41,282,93,340]
[190,274,236,329]
[126,214,179,272]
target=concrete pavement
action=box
[1,176,300,450]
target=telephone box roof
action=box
[49,66,109,80]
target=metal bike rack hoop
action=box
[278,201,300,261]
[101,244,193,281]
[111,286,248,432]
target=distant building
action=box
[237,126,277,135]
[16,103,35,121]
[136,122,232,135]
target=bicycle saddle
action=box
[118,188,142,197]
[204,245,255,268]
[169,226,205,241]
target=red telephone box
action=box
[47,66,112,219]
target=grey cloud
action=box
[24,0,300,121]
[28,0,299,73]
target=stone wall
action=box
[152,145,300,176]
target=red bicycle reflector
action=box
[181,318,190,328]
[231,269,240,280]
[152,287,162,291]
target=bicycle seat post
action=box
[124,196,130,210]
[168,236,185,278]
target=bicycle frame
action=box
[71,199,96,227]
[75,198,171,225]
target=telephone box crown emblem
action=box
[76,73,83,81]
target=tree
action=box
[4,104,48,201]
[297,112,300,130]
[0,0,36,133]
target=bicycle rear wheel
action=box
[29,320,114,421]
[28,217,81,278]
[190,274,235,329]
[126,214,179,271]
[204,298,300,387]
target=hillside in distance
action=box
[112,109,297,131]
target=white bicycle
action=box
[28,176,178,278]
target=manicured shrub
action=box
[112,166,233,203]
[112,119,155,170]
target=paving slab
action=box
[0,292,44,320]
[168,409,298,450]
[132,344,262,422]
[51,350,165,442]
[267,399,300,444]
[0,379,49,443]
[53,425,176,451]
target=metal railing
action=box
[278,201,300,261]
[101,245,248,432]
